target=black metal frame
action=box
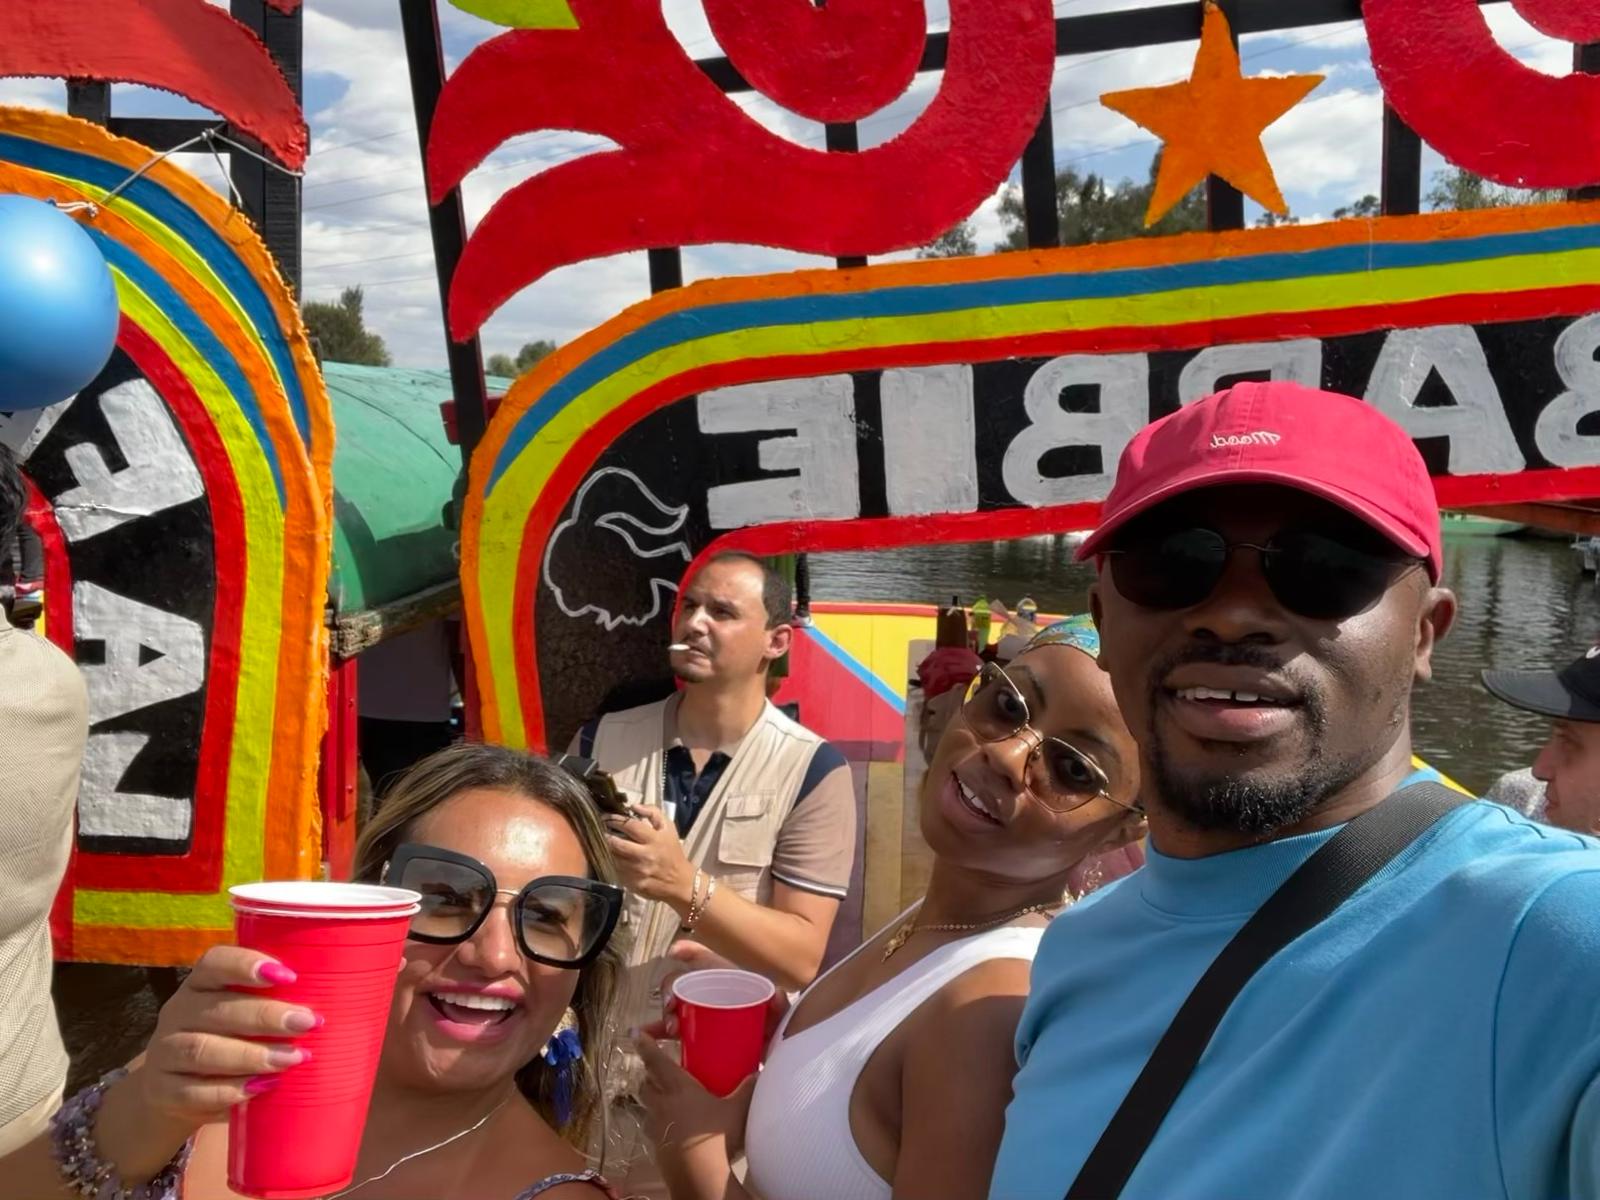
[400,0,489,464]
[62,1,303,296]
[403,0,1590,468]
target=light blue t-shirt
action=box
[991,789,1600,1200]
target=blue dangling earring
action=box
[542,1010,583,1128]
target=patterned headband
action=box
[1021,614,1100,660]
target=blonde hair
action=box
[351,742,622,1150]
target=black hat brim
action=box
[1481,668,1600,723]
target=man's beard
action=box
[1144,649,1358,838]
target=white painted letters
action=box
[54,379,204,542]
[1001,353,1149,506]
[73,582,205,726]
[77,731,191,841]
[699,376,860,528]
[1535,314,1600,468]
[1364,326,1524,474]
[1178,339,1323,404]
[880,365,979,515]
[73,582,204,842]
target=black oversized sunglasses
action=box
[383,843,622,968]
[1104,526,1423,621]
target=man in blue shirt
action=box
[991,381,1600,1200]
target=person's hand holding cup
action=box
[643,940,790,1045]
[225,880,420,1199]
[131,945,320,1128]
[636,1028,758,1196]
[667,968,775,1098]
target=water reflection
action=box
[810,532,1596,793]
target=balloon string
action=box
[94,126,303,214]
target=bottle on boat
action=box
[936,594,969,648]
[970,596,992,651]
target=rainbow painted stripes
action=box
[465,201,1600,750]
[0,108,332,965]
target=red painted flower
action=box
[428,0,1054,340]
[1366,0,1600,189]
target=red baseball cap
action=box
[1075,381,1442,579]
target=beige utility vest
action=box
[592,695,821,1068]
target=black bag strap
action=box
[1065,781,1467,1200]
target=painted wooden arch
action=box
[0,108,333,965]
[464,201,1600,750]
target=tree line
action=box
[918,164,1566,259]
[299,284,553,375]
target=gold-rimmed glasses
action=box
[959,663,1139,814]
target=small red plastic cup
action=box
[672,969,774,1097]
[227,881,420,1200]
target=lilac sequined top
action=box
[514,1168,624,1198]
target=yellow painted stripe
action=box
[491,244,1600,513]
[489,245,1600,516]
[474,245,1600,725]
[78,887,235,929]
[0,109,333,951]
[450,0,578,29]
[810,610,932,699]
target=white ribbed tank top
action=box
[744,910,1046,1200]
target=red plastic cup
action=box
[672,969,774,1097]
[226,881,420,1200]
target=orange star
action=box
[1100,2,1323,225]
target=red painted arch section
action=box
[69,320,248,894]
[29,486,78,958]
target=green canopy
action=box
[324,363,513,644]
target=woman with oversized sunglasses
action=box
[1,745,635,1200]
[636,617,1146,1200]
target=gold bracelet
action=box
[682,868,705,931]
[686,873,716,931]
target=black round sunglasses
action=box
[1104,525,1423,621]
[383,843,622,969]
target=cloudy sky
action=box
[0,1,1574,370]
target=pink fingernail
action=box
[245,1075,282,1097]
[283,1009,319,1033]
[257,962,297,986]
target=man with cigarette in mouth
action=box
[573,551,855,1189]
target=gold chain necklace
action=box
[880,898,1067,962]
[326,1095,510,1198]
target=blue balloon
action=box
[0,195,120,411]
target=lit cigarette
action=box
[667,643,691,652]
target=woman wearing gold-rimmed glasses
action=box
[638,617,1145,1200]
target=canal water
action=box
[811,529,1598,795]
